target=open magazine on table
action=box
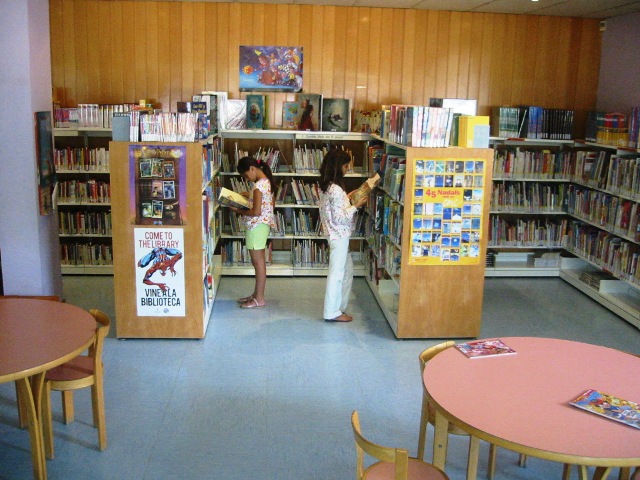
[455,339,516,359]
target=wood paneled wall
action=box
[49,0,602,135]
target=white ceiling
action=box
[173,0,640,19]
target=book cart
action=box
[54,127,114,275]
[365,142,494,338]
[218,129,372,276]
[109,140,222,338]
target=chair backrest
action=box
[88,309,111,363]
[419,341,455,374]
[351,410,410,480]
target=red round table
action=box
[0,299,96,480]
[423,337,640,480]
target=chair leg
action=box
[15,382,28,429]
[487,443,497,480]
[91,381,107,450]
[42,383,55,460]
[562,463,572,480]
[518,453,527,467]
[619,468,631,480]
[61,390,74,424]
[417,394,429,460]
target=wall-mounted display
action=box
[239,46,303,92]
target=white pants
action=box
[324,237,353,319]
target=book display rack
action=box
[218,129,372,277]
[109,139,222,338]
[54,127,114,274]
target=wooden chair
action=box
[418,342,528,479]
[42,309,110,459]
[352,410,449,480]
[0,295,63,428]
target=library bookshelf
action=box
[109,140,222,338]
[218,129,372,277]
[54,127,113,275]
[365,141,494,338]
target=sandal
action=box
[325,313,352,322]
[240,298,266,309]
[237,295,254,304]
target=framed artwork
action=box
[239,46,303,92]
[34,111,56,215]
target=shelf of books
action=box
[218,129,374,276]
[54,126,114,275]
[109,140,222,338]
[365,142,494,338]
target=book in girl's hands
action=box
[569,389,640,430]
[350,173,380,206]
[218,187,250,210]
[455,339,516,359]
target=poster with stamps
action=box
[409,158,485,265]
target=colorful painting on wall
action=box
[239,46,303,92]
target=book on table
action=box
[350,173,380,206]
[218,187,250,210]
[569,389,640,430]
[455,339,516,359]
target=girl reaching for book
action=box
[229,156,276,309]
[318,148,368,322]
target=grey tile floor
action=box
[1,276,639,480]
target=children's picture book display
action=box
[321,98,350,132]
[455,339,516,358]
[296,93,322,131]
[569,389,640,430]
[129,145,187,226]
[409,158,486,264]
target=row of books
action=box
[293,240,329,267]
[371,193,403,245]
[387,105,454,147]
[493,149,571,179]
[629,107,640,149]
[491,182,568,212]
[605,155,640,198]
[54,147,110,172]
[380,155,406,203]
[273,210,324,237]
[53,103,142,129]
[492,106,575,140]
[57,180,111,204]
[367,233,402,279]
[58,210,112,236]
[567,187,640,241]
[202,142,222,185]
[292,145,326,173]
[275,180,321,206]
[585,111,632,147]
[221,241,273,266]
[565,221,640,286]
[60,242,113,266]
[138,112,200,142]
[488,217,567,247]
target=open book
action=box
[455,339,516,359]
[570,389,640,430]
[350,173,380,206]
[218,187,249,210]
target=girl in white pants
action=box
[318,148,368,322]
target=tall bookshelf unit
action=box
[54,127,114,275]
[109,140,222,338]
[365,141,494,338]
[486,138,572,277]
[218,129,372,276]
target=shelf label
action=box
[409,158,486,265]
[134,228,186,317]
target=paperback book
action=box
[455,339,516,359]
[218,187,249,210]
[569,389,640,430]
[350,173,380,206]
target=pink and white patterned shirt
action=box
[243,178,276,230]
[319,183,357,241]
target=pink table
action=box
[423,337,640,480]
[0,299,96,480]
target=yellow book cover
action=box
[218,187,250,210]
[458,115,490,148]
[350,173,380,205]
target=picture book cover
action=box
[296,93,322,131]
[570,389,640,430]
[321,98,350,132]
[455,339,516,359]
[218,187,250,210]
[246,94,266,129]
[226,99,247,130]
[282,101,300,129]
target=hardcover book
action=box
[321,98,350,132]
[246,94,266,129]
[296,93,322,131]
[570,389,640,430]
[455,339,516,359]
[282,101,300,129]
[350,173,380,206]
[218,187,250,210]
[226,99,247,130]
